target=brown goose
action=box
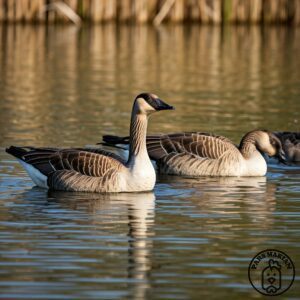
[273,132,300,162]
[102,130,285,177]
[6,93,174,192]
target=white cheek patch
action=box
[136,98,155,113]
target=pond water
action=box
[0,24,299,299]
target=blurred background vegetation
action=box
[0,0,300,26]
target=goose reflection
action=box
[159,175,277,230]
[125,193,155,300]
[18,188,155,300]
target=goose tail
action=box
[101,135,129,149]
[6,146,49,188]
[6,146,28,160]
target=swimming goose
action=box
[273,131,300,162]
[6,93,174,192]
[102,130,286,177]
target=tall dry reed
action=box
[0,0,299,25]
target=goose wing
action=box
[145,132,237,161]
[6,146,126,177]
[102,132,235,158]
[145,132,240,176]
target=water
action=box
[0,25,300,299]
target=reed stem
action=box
[0,0,298,25]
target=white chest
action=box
[126,155,156,191]
[243,152,267,176]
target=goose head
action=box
[133,93,174,115]
[256,131,286,163]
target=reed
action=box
[0,0,299,25]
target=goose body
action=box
[103,130,285,177]
[274,132,300,162]
[6,93,173,193]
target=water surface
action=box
[0,25,299,299]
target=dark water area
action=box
[0,25,299,299]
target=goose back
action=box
[6,146,126,192]
[146,132,244,176]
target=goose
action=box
[273,132,300,162]
[6,93,174,192]
[102,130,286,177]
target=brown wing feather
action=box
[47,168,119,192]
[11,146,125,177]
[75,148,126,164]
[146,132,237,161]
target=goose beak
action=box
[155,98,174,111]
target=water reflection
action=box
[3,189,155,299]
[159,175,276,229]
[0,163,300,298]
[125,193,154,300]
[0,23,299,299]
[0,25,299,147]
